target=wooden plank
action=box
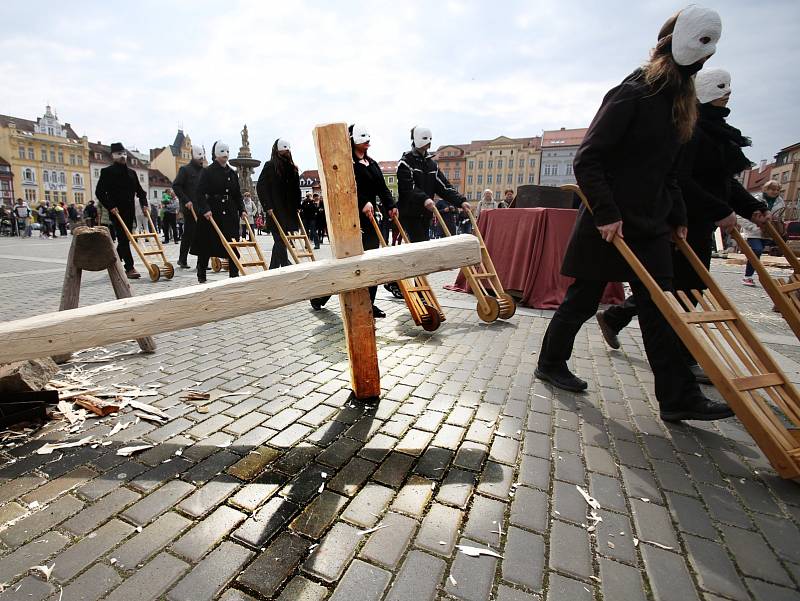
[681,310,736,324]
[731,373,785,392]
[0,236,480,365]
[314,122,379,398]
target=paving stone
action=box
[0,576,54,601]
[76,460,147,501]
[477,459,514,501]
[599,557,647,601]
[229,475,285,512]
[697,482,752,529]
[281,463,329,504]
[327,457,376,496]
[414,446,454,480]
[53,518,134,582]
[328,559,391,601]
[651,459,697,496]
[104,551,189,601]
[302,521,362,583]
[684,534,748,601]
[187,414,234,439]
[621,465,661,503]
[274,444,323,477]
[341,483,395,528]
[495,585,542,601]
[20,466,96,505]
[121,480,195,526]
[0,493,83,547]
[753,512,800,564]
[290,489,348,539]
[167,541,254,601]
[113,511,192,570]
[177,475,240,517]
[220,588,259,601]
[549,520,592,579]
[509,485,547,533]
[523,431,552,459]
[396,428,434,456]
[641,544,701,601]
[518,454,550,490]
[585,445,618,476]
[489,435,520,466]
[129,457,193,493]
[745,578,800,601]
[390,474,435,517]
[237,532,310,598]
[270,423,312,448]
[172,505,246,562]
[445,536,498,601]
[358,432,397,463]
[275,576,329,601]
[373,451,415,488]
[454,440,488,471]
[720,523,793,587]
[360,511,417,568]
[182,450,240,484]
[502,526,545,591]
[552,479,587,525]
[384,550,446,601]
[436,467,475,509]
[414,502,462,556]
[589,472,627,512]
[56,563,122,601]
[431,424,466,450]
[547,572,593,600]
[463,494,506,546]
[731,477,782,516]
[665,491,719,540]
[0,531,69,584]
[595,510,636,564]
[232,496,297,548]
[0,474,47,505]
[62,486,140,535]
[630,498,679,549]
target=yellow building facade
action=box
[0,106,91,208]
[454,136,542,202]
[149,130,193,182]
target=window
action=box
[59,172,66,184]
[139,174,145,183]
[543,164,550,176]
[45,191,51,202]
[478,160,483,170]
[388,176,395,184]
[73,173,83,187]
[497,159,503,169]
[477,175,483,185]
[23,168,34,182]
[43,171,49,183]
[489,151,493,156]
[77,156,83,166]
[50,150,56,162]
[61,192,67,203]
[454,169,461,179]
[468,160,474,170]
[75,192,84,204]
[528,174,535,183]
[487,175,493,184]
[443,170,449,179]
[94,168,100,178]
[52,170,58,182]
[518,174,523,184]
[94,152,102,160]
[507,174,513,184]
[41,149,47,161]
[530,158,536,168]
[488,160,493,169]
[153,190,158,199]
[47,127,54,136]
[18,146,25,159]
[496,174,502,184]
[509,159,514,169]
[466,191,472,200]
[27,147,34,160]
[565,164,573,176]
[25,189,36,202]
[70,154,76,165]
[467,175,473,185]
[58,151,64,163]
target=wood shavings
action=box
[56,401,81,425]
[74,396,119,417]
[36,436,93,455]
[135,412,166,424]
[640,540,674,550]
[449,574,457,586]
[576,485,601,511]
[127,400,169,420]
[357,524,389,536]
[116,444,153,456]
[29,564,54,581]
[107,421,132,437]
[197,406,209,414]
[455,545,503,559]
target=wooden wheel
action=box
[498,293,516,319]
[162,263,175,279]
[148,264,161,282]
[211,257,222,272]
[221,258,230,271]
[420,307,441,332]
[477,296,501,323]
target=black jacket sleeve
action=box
[677,136,732,224]
[173,166,189,206]
[729,179,766,220]
[433,165,464,209]
[573,81,640,226]
[397,157,428,213]
[291,170,302,214]
[256,165,273,212]
[195,169,211,215]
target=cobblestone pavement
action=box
[0,234,799,601]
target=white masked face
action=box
[351,125,370,146]
[213,141,229,162]
[111,151,127,162]
[695,68,731,104]
[192,145,206,161]
[276,139,291,152]
[672,6,722,66]
[412,127,433,149]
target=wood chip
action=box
[74,396,120,417]
[29,564,54,581]
[576,485,601,511]
[356,524,389,536]
[127,400,169,420]
[36,436,93,455]
[116,444,153,456]
[455,545,503,559]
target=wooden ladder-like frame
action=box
[114,211,175,282]
[730,222,800,341]
[269,211,317,264]
[207,217,267,275]
[565,184,800,479]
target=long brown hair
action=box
[643,12,698,143]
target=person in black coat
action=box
[596,68,769,375]
[190,140,246,283]
[300,193,320,248]
[536,7,734,423]
[397,126,470,242]
[257,139,301,269]
[310,124,398,317]
[95,142,149,278]
[173,145,206,269]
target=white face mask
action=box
[350,125,370,145]
[111,152,127,161]
[671,6,722,66]
[276,139,291,152]
[412,127,433,149]
[695,68,731,104]
[192,145,206,161]
[213,141,229,160]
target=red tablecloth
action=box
[449,208,624,309]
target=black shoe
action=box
[660,397,734,422]
[310,298,323,310]
[689,363,712,385]
[372,306,386,318]
[534,366,588,392]
[596,310,620,350]
[197,276,207,284]
[177,262,190,269]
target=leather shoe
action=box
[689,363,712,385]
[596,310,620,349]
[197,276,207,284]
[660,397,734,422]
[310,298,324,311]
[534,366,588,392]
[125,269,141,279]
[372,306,386,318]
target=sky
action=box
[1,0,798,175]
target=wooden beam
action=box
[0,236,480,364]
[314,123,380,398]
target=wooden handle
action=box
[431,206,452,237]
[367,213,388,248]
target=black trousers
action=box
[400,216,430,243]
[270,230,292,269]
[538,277,702,411]
[162,213,178,243]
[179,212,197,265]
[197,248,239,279]
[115,215,135,271]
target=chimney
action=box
[760,159,767,172]
[560,127,565,131]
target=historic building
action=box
[772,142,800,203]
[299,170,321,197]
[539,127,588,187]
[0,157,14,207]
[148,169,172,209]
[434,146,467,194]
[0,106,91,207]
[738,160,774,194]
[379,161,399,200]
[149,130,193,181]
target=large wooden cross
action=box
[0,124,481,399]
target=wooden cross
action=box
[0,124,481,399]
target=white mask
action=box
[111,152,127,161]
[191,145,206,161]
[276,139,291,152]
[671,6,722,66]
[350,125,370,145]
[695,68,731,104]
[212,141,229,159]
[412,127,433,149]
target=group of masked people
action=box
[536,5,777,424]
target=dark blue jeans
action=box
[744,238,765,277]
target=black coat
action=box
[300,198,317,222]
[563,69,686,282]
[190,161,244,258]
[397,149,464,219]
[95,163,148,223]
[257,159,301,231]
[354,155,396,235]
[172,161,203,218]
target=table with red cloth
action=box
[448,208,624,309]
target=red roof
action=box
[378,161,398,174]
[148,169,171,186]
[744,164,774,193]
[0,156,10,167]
[541,128,588,148]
